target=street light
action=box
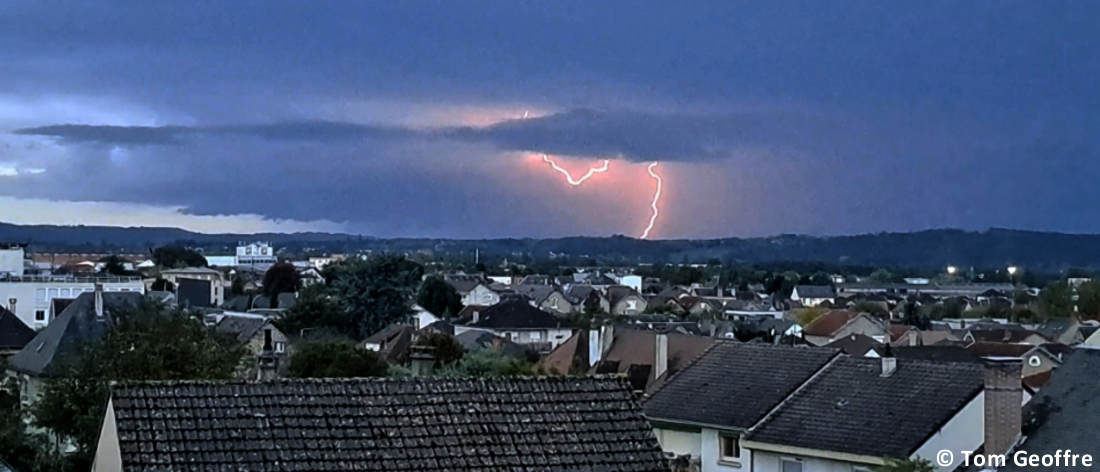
[1007,266,1018,276]
[947,265,958,275]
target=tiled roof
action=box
[967,341,1035,358]
[749,357,984,458]
[794,285,835,299]
[644,342,840,429]
[824,333,881,356]
[215,315,270,344]
[466,297,571,330]
[801,310,859,337]
[107,377,669,472]
[1001,349,1100,472]
[968,329,1048,344]
[0,307,35,351]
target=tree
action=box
[1038,281,1074,318]
[278,284,354,337]
[324,256,423,338]
[262,262,301,296]
[416,275,463,318]
[98,255,131,276]
[413,332,466,367]
[438,349,546,377]
[1076,280,1100,320]
[287,339,389,378]
[901,302,930,330]
[852,301,888,318]
[151,245,207,268]
[794,307,825,327]
[867,269,895,283]
[230,276,246,296]
[33,301,245,463]
[877,457,934,472]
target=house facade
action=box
[455,297,574,352]
[791,285,835,307]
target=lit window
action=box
[275,342,286,353]
[782,458,803,472]
[35,289,46,302]
[720,435,740,461]
[35,310,46,321]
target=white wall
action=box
[92,398,122,472]
[912,392,984,471]
[0,247,24,277]
[654,427,747,472]
[753,450,866,472]
[0,279,145,328]
[654,428,702,457]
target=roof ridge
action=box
[108,374,628,387]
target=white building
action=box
[0,275,145,329]
[0,244,26,277]
[236,242,277,266]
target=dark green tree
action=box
[98,255,132,276]
[1075,280,1100,320]
[901,302,930,330]
[287,339,389,378]
[262,262,301,296]
[151,245,207,268]
[416,275,463,318]
[33,301,245,463]
[413,332,466,367]
[1038,281,1074,318]
[877,457,934,472]
[324,256,423,338]
[438,349,546,377]
[230,276,246,296]
[278,284,355,337]
[867,269,896,283]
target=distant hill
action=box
[2,222,1100,271]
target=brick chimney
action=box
[983,358,1023,456]
[654,333,668,379]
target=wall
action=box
[0,247,24,277]
[654,427,747,472]
[0,279,145,328]
[468,285,500,306]
[752,450,868,472]
[912,391,984,471]
[655,427,702,458]
[613,295,648,316]
[541,292,573,314]
[92,398,122,472]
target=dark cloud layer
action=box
[2,2,1100,237]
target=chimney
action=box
[600,324,614,358]
[588,328,602,367]
[983,358,1023,456]
[7,298,15,313]
[410,346,436,377]
[880,344,897,377]
[94,283,105,318]
[654,333,668,379]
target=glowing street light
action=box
[1007,266,1018,276]
[947,265,958,275]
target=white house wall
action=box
[912,392,984,471]
[752,450,867,472]
[654,427,747,472]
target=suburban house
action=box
[363,323,416,362]
[565,284,612,314]
[542,326,716,391]
[0,306,35,357]
[743,357,1014,472]
[645,341,1025,472]
[608,285,648,316]
[966,328,1050,345]
[213,313,290,379]
[801,310,888,346]
[513,284,574,315]
[967,342,1066,378]
[6,288,143,407]
[444,274,501,307]
[159,267,225,307]
[454,296,574,353]
[790,285,835,307]
[644,343,841,472]
[91,377,671,472]
[1000,348,1100,472]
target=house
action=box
[790,285,835,307]
[6,288,143,407]
[644,343,841,472]
[0,266,144,329]
[159,267,225,307]
[452,329,530,359]
[743,357,1009,472]
[249,292,297,311]
[801,310,888,346]
[213,313,290,379]
[966,328,1049,345]
[444,274,500,306]
[297,267,324,287]
[362,323,416,362]
[512,284,574,315]
[967,342,1065,377]
[824,333,882,357]
[176,277,214,309]
[455,296,574,353]
[1035,318,1086,345]
[0,306,36,357]
[999,348,1100,472]
[91,377,670,472]
[564,285,612,314]
[888,323,921,346]
[608,285,648,316]
[542,327,716,391]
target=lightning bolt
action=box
[523,111,664,239]
[640,162,662,239]
[540,153,611,186]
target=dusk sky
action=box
[1,2,1098,239]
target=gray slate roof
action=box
[214,315,270,344]
[8,292,143,376]
[1002,348,1100,472]
[0,307,35,351]
[108,377,669,472]
[795,285,835,299]
[749,357,984,458]
[644,342,840,429]
[467,297,572,330]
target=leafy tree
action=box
[1038,281,1074,318]
[262,262,301,296]
[278,284,354,338]
[901,302,930,330]
[33,301,245,463]
[98,255,132,276]
[852,301,889,318]
[230,276,246,296]
[867,269,895,283]
[942,298,965,319]
[438,349,546,377]
[151,245,207,268]
[1076,280,1100,320]
[287,339,389,378]
[324,256,423,338]
[416,275,463,318]
[413,332,466,367]
[794,307,825,327]
[877,457,934,472]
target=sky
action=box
[1,1,1099,239]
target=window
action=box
[627,299,638,310]
[35,289,46,302]
[720,435,740,462]
[529,331,542,341]
[60,288,71,298]
[782,458,803,472]
[275,342,286,353]
[1028,355,1042,367]
[35,310,46,321]
[47,288,58,300]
